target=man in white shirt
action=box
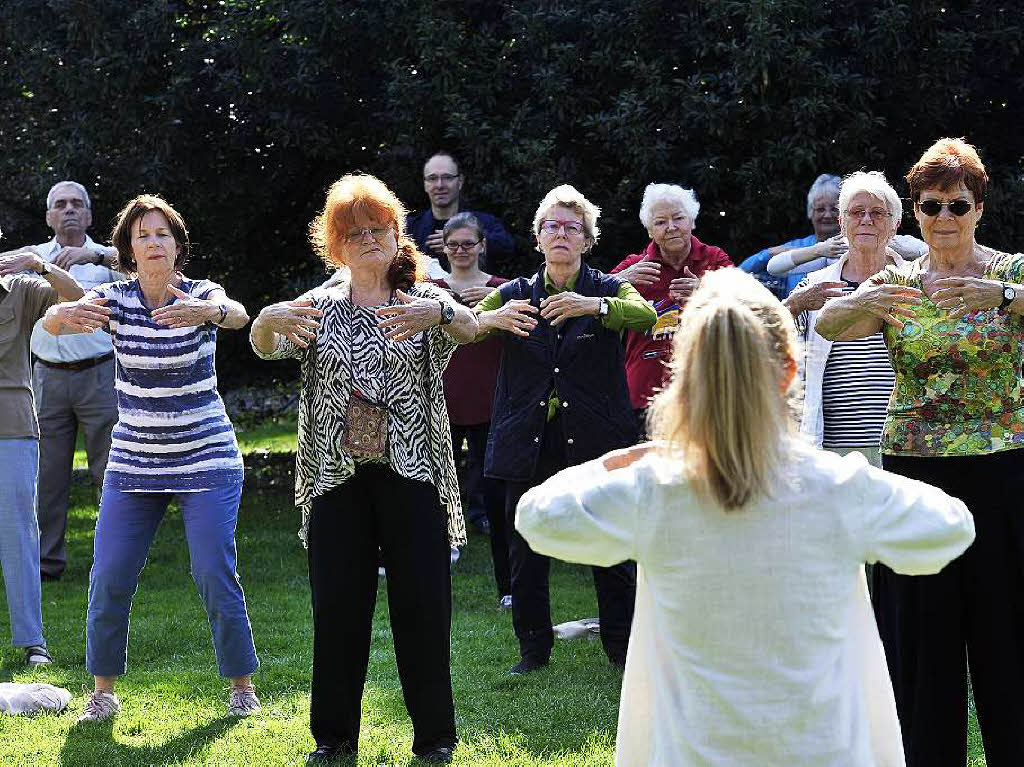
[28,181,122,581]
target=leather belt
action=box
[33,351,114,372]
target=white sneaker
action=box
[450,547,460,566]
[499,594,513,610]
[77,690,120,723]
[227,686,261,717]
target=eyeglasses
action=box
[342,226,392,243]
[424,173,460,185]
[917,199,973,217]
[539,219,585,236]
[845,207,892,222]
[813,206,840,216]
[444,239,481,252]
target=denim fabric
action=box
[0,438,45,647]
[85,482,258,677]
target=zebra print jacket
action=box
[252,277,467,547]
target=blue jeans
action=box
[0,439,45,647]
[86,483,259,677]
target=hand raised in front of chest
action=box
[478,298,538,337]
[456,285,494,307]
[151,285,217,329]
[255,298,324,348]
[617,261,661,288]
[52,296,111,333]
[539,292,601,327]
[376,289,444,342]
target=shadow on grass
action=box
[57,715,240,766]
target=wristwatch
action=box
[1001,283,1017,310]
[438,300,455,325]
[597,297,610,317]
[37,261,52,276]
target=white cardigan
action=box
[517,442,975,767]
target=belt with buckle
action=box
[34,351,114,372]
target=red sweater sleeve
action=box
[610,253,645,274]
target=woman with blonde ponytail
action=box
[516,268,975,766]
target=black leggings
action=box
[307,466,456,756]
[874,450,1024,767]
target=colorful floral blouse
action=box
[878,251,1024,457]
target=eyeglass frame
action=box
[915,199,975,217]
[424,173,461,185]
[444,239,483,252]
[341,226,393,243]
[539,219,587,237]
[844,207,894,223]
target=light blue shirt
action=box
[30,236,123,362]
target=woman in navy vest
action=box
[475,184,656,674]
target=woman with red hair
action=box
[251,174,477,764]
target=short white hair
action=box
[838,170,902,225]
[806,174,841,218]
[532,184,600,243]
[639,184,699,229]
[46,181,91,210]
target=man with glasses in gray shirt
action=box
[27,181,122,581]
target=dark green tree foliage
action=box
[1,1,1022,373]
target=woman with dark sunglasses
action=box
[816,137,1024,766]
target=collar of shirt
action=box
[543,267,580,294]
[36,234,101,258]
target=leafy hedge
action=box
[2,0,1021,373]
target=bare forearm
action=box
[215,297,249,329]
[443,304,479,344]
[42,265,85,301]
[814,295,879,341]
[249,314,281,355]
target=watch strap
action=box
[1001,283,1016,309]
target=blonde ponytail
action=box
[649,269,798,509]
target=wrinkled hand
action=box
[618,260,661,288]
[377,289,446,342]
[425,230,445,255]
[930,277,1003,320]
[52,246,99,269]
[816,234,847,259]
[539,291,601,327]
[602,442,657,471]
[785,281,847,314]
[256,298,324,348]
[853,282,924,328]
[457,285,494,307]
[668,266,700,303]
[151,285,216,328]
[54,296,111,333]
[480,298,538,337]
[0,251,44,277]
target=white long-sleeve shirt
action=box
[516,441,975,767]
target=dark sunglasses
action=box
[917,199,973,217]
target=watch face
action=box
[1005,287,1016,301]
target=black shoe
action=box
[419,746,454,764]
[509,655,548,675]
[307,745,355,764]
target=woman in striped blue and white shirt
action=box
[784,171,907,466]
[42,194,260,724]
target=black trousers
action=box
[452,422,510,595]
[504,417,636,664]
[307,466,457,756]
[874,450,1024,767]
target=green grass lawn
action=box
[0,485,622,766]
[18,425,992,765]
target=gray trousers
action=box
[32,358,117,578]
